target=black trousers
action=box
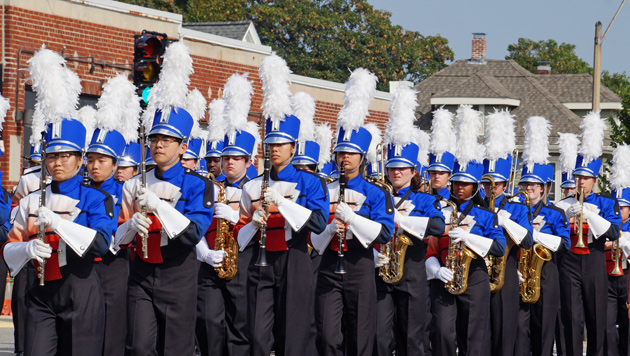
[247,242,315,356]
[430,259,491,356]
[196,245,253,356]
[316,241,377,356]
[530,256,561,356]
[374,241,428,356]
[605,268,629,356]
[125,249,199,356]
[490,247,520,356]
[12,262,34,353]
[558,240,608,356]
[25,266,105,356]
[95,249,130,356]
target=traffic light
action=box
[133,30,168,103]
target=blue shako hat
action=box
[319,161,334,178]
[573,155,602,178]
[196,158,208,175]
[428,152,455,173]
[118,142,141,167]
[264,115,300,144]
[87,128,126,159]
[223,130,256,157]
[451,161,485,184]
[333,126,373,155]
[366,161,382,178]
[293,140,320,166]
[386,142,419,168]
[183,137,203,160]
[247,164,259,179]
[612,187,630,207]
[544,164,556,183]
[149,107,194,141]
[205,140,224,158]
[561,172,576,189]
[519,163,549,184]
[45,119,86,154]
[482,154,513,182]
[29,142,42,162]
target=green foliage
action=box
[116,0,184,14]
[505,38,592,74]
[185,0,246,22]
[602,71,630,146]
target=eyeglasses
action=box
[148,136,178,146]
[46,153,76,163]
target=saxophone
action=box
[444,199,477,295]
[518,242,552,303]
[208,173,238,280]
[379,232,413,284]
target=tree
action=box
[506,38,591,74]
[119,0,454,91]
[247,0,453,91]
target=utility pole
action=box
[592,0,625,111]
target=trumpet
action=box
[574,187,587,249]
[610,231,624,276]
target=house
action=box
[414,33,622,199]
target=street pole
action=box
[592,22,602,112]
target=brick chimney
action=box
[537,61,551,74]
[471,33,486,61]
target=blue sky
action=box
[366,0,630,75]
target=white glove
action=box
[394,210,403,225]
[449,227,470,244]
[252,209,266,229]
[264,187,286,207]
[214,203,238,224]
[335,202,356,224]
[202,249,226,267]
[35,207,62,231]
[129,212,151,236]
[137,187,163,211]
[517,270,525,283]
[435,267,454,283]
[566,203,582,218]
[26,239,52,263]
[497,214,508,227]
[374,250,390,268]
[325,221,341,237]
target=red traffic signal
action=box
[133,31,168,93]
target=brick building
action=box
[0,0,393,187]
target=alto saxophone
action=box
[444,199,476,295]
[379,232,413,284]
[518,242,552,303]
[208,173,238,280]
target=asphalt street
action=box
[0,316,13,355]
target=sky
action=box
[366,0,630,75]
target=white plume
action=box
[95,74,137,136]
[579,110,607,166]
[484,108,515,161]
[314,123,333,170]
[28,45,81,124]
[384,86,418,146]
[223,73,253,133]
[430,106,455,156]
[141,100,155,133]
[415,128,431,167]
[522,116,551,171]
[337,68,378,134]
[259,53,292,123]
[0,94,10,131]
[186,89,207,140]
[150,41,193,112]
[207,98,227,143]
[244,121,262,162]
[365,123,382,165]
[557,133,580,174]
[29,107,46,146]
[611,144,630,190]
[454,105,484,167]
[292,91,316,142]
[77,106,97,148]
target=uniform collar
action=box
[272,164,297,181]
[396,185,411,197]
[51,174,82,194]
[223,175,248,188]
[155,162,185,181]
[95,176,117,194]
[438,186,450,199]
[346,174,364,189]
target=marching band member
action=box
[3,47,114,356]
[374,87,445,356]
[204,98,226,179]
[558,133,580,200]
[483,109,533,356]
[425,105,505,356]
[311,67,394,356]
[181,89,207,171]
[514,118,570,356]
[606,144,630,356]
[87,73,141,356]
[196,73,259,356]
[115,142,141,182]
[113,42,214,356]
[427,107,456,199]
[235,54,329,356]
[555,111,622,356]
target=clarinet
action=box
[255,140,270,267]
[37,132,47,286]
[139,124,148,259]
[335,163,347,274]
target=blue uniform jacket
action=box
[345,175,395,245]
[529,200,571,252]
[494,194,534,249]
